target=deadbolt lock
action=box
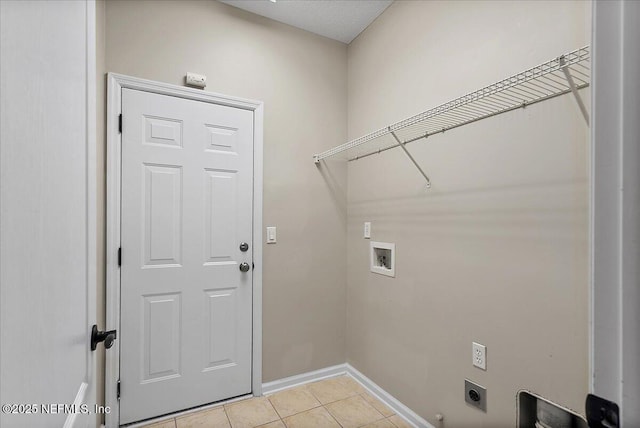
[239,242,249,252]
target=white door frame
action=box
[79,1,98,427]
[1,0,96,426]
[591,0,640,425]
[105,73,263,427]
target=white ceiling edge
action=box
[219,0,393,44]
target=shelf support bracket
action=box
[390,130,431,189]
[560,56,590,126]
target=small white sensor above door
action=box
[185,72,207,88]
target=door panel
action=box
[120,89,254,424]
[204,288,238,370]
[145,116,183,147]
[142,293,182,381]
[144,164,183,266]
[205,124,238,153]
[205,170,238,263]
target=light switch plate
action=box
[364,222,371,239]
[266,227,277,244]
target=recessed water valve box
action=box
[370,241,395,277]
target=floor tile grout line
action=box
[278,402,325,421]
[266,395,285,420]
[265,398,282,426]
[303,382,324,404]
[322,404,346,428]
[354,415,391,428]
[387,415,403,428]
[304,375,362,406]
[308,390,362,407]
[327,393,387,425]
[254,416,284,428]
[222,405,232,428]
[268,383,326,418]
[326,401,387,428]
[358,391,396,417]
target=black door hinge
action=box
[117,380,121,400]
[118,247,121,267]
[118,114,122,133]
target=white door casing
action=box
[106,75,264,427]
[0,1,97,428]
[592,1,640,425]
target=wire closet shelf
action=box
[313,46,590,188]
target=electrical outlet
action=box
[472,342,486,370]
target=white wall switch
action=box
[185,72,207,88]
[266,226,277,244]
[472,342,487,370]
[364,222,371,239]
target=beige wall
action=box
[100,0,348,384]
[100,0,592,425]
[346,1,590,426]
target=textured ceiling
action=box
[218,0,393,44]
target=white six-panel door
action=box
[120,89,254,424]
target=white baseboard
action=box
[345,364,433,428]
[262,363,348,395]
[261,363,434,428]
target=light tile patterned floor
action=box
[140,375,411,428]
